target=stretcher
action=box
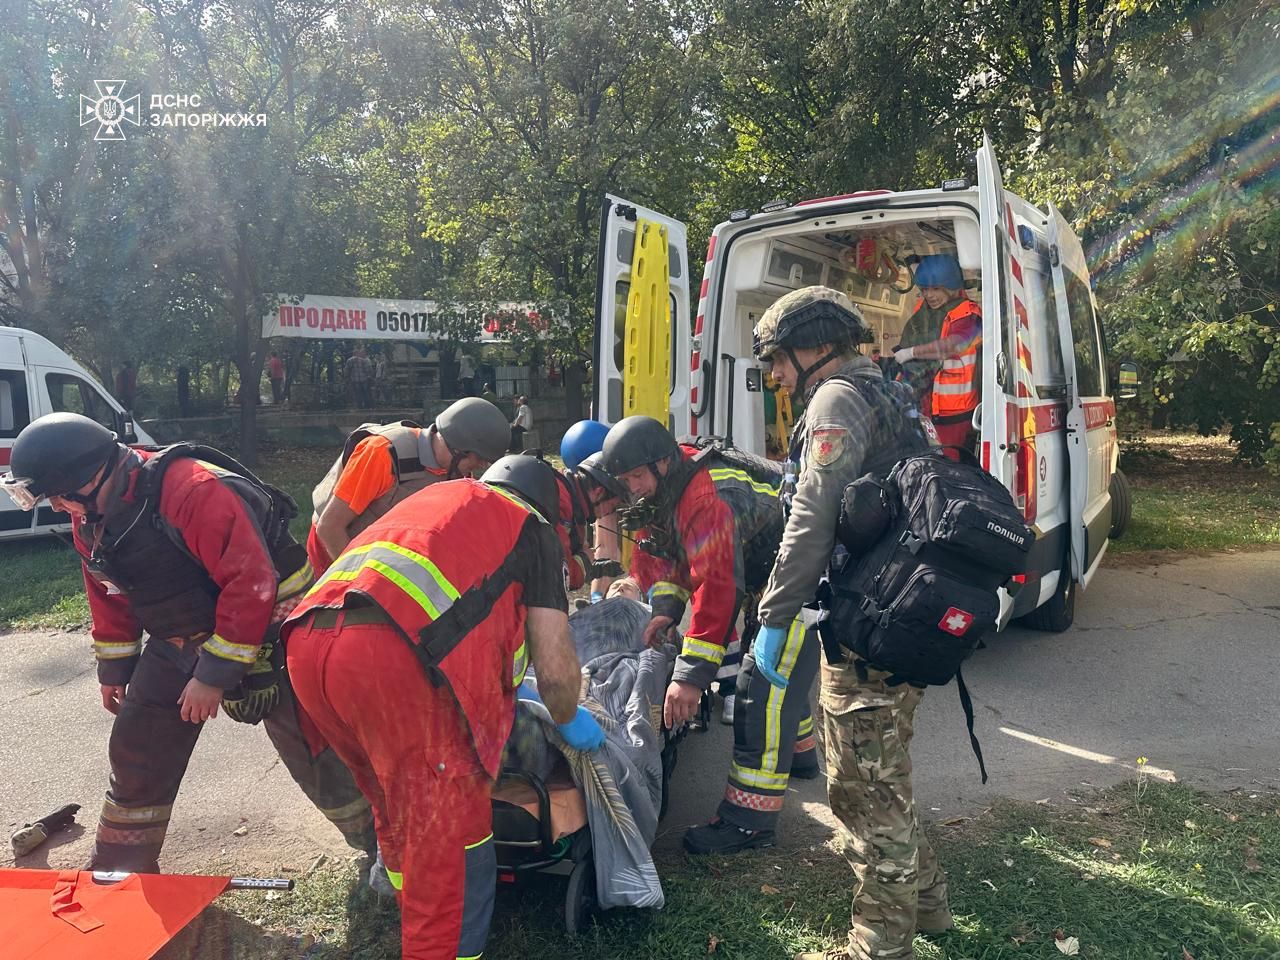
[491,722,681,935]
[0,868,291,960]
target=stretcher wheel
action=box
[564,854,596,935]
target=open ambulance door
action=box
[975,135,1016,493]
[1047,204,1112,587]
[592,195,690,432]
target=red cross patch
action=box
[939,607,974,636]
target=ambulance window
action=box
[616,230,682,280]
[1027,269,1067,398]
[1,371,31,438]
[1063,274,1103,397]
[46,373,116,430]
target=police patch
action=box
[809,427,848,468]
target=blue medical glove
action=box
[754,625,790,689]
[557,705,607,751]
[590,591,605,604]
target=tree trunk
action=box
[563,360,587,421]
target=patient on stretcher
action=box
[496,595,673,909]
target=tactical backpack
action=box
[818,450,1033,780]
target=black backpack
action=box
[818,450,1033,782]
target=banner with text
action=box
[262,295,550,342]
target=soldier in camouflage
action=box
[750,286,952,960]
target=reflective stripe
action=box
[681,635,725,667]
[933,381,977,395]
[730,761,790,789]
[650,581,690,602]
[201,633,259,664]
[761,618,806,776]
[385,868,403,891]
[940,354,977,371]
[708,467,778,496]
[102,800,172,823]
[797,715,814,736]
[485,484,543,521]
[93,640,141,660]
[315,540,460,619]
[278,560,314,600]
[464,832,494,850]
[319,796,373,823]
[511,641,528,687]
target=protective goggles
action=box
[0,475,44,512]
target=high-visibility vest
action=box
[286,479,541,777]
[931,300,983,418]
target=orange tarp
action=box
[0,868,230,960]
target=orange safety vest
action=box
[930,299,983,418]
[286,479,539,777]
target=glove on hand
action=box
[893,346,916,364]
[754,625,790,689]
[558,705,607,751]
[590,591,605,604]
[589,558,624,578]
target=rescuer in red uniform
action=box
[282,455,605,960]
[0,413,375,873]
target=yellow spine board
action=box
[623,219,672,425]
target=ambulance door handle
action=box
[1001,442,1020,453]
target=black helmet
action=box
[575,450,627,503]
[436,397,510,464]
[2,413,119,509]
[481,454,560,523]
[600,416,678,478]
[753,285,869,360]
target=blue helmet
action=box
[560,419,610,470]
[915,254,965,290]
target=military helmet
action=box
[914,254,965,290]
[481,454,560,523]
[436,397,510,464]
[575,450,627,503]
[1,413,119,509]
[753,285,869,361]
[600,416,678,478]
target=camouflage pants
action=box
[820,651,948,960]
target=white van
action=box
[593,136,1134,632]
[0,327,154,540]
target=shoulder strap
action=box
[955,666,988,784]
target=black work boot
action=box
[683,817,775,855]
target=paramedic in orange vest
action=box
[894,254,982,460]
[308,397,509,572]
[282,455,605,960]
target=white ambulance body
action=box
[0,327,153,540]
[594,137,1129,631]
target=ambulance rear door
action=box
[1047,205,1113,587]
[975,134,1016,493]
[592,195,690,432]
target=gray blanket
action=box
[504,598,672,910]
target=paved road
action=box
[3,549,1278,873]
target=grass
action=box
[158,780,1280,959]
[3,432,1277,630]
[1112,433,1280,556]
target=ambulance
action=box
[592,135,1136,632]
[0,327,153,540]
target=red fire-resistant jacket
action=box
[74,451,282,688]
[630,448,738,690]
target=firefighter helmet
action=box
[481,454,560,523]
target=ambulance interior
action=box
[714,211,985,458]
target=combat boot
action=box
[683,817,775,855]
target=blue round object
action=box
[915,254,965,290]
[560,419,610,470]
